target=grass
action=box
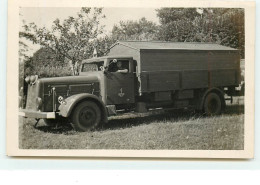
[19,101,244,150]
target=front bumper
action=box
[19,109,56,119]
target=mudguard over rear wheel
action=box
[71,101,101,132]
[203,92,222,116]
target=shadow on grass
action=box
[224,104,244,115]
[36,123,74,134]
[97,109,202,131]
[34,104,244,134]
[98,104,244,131]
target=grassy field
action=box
[19,98,244,150]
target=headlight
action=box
[36,97,42,110]
[30,75,37,84]
[25,76,30,84]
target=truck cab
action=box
[19,56,137,131]
[80,56,136,106]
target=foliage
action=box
[112,17,158,41]
[19,41,30,63]
[31,47,65,68]
[156,8,245,57]
[19,47,70,81]
[20,8,106,75]
[19,58,72,92]
[19,61,25,89]
[19,19,32,63]
[95,36,117,56]
[30,47,71,77]
[156,8,200,23]
[33,65,72,78]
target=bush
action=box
[19,63,73,92]
[33,65,73,78]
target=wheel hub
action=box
[79,108,96,125]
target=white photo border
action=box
[6,0,255,158]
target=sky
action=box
[20,7,159,35]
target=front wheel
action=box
[71,101,101,132]
[203,92,222,116]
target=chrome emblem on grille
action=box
[58,96,66,104]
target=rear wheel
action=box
[203,92,222,116]
[71,101,101,132]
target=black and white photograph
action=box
[7,0,255,158]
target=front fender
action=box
[58,93,108,123]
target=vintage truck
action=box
[19,41,243,131]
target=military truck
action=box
[19,41,243,131]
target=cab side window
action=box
[108,60,130,73]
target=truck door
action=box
[105,59,135,105]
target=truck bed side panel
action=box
[182,70,208,89]
[209,69,237,87]
[140,49,240,92]
[141,71,180,92]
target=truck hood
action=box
[39,74,100,85]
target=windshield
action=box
[81,61,104,72]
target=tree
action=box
[112,17,158,41]
[19,41,30,63]
[95,36,117,56]
[19,18,33,88]
[156,8,200,24]
[32,47,65,68]
[20,7,106,75]
[212,8,245,57]
[156,8,245,58]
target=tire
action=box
[71,101,101,132]
[203,92,222,116]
